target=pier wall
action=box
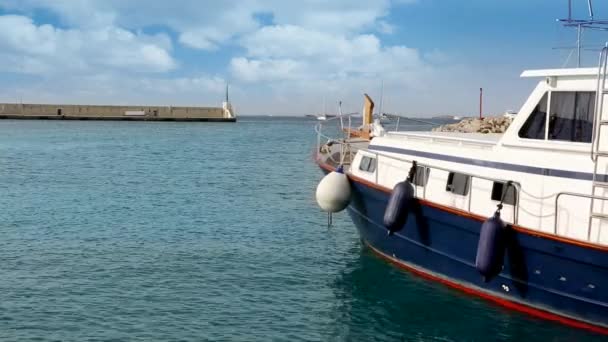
[0,103,232,121]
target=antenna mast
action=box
[557,0,608,67]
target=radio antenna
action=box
[557,0,608,67]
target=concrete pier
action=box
[0,103,237,122]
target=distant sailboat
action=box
[316,95,328,120]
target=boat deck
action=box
[317,138,370,169]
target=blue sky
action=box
[0,0,606,116]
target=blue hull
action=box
[339,172,608,332]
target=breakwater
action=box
[432,116,513,133]
[0,103,236,122]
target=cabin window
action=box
[518,93,548,140]
[359,156,376,173]
[412,166,430,187]
[446,172,470,196]
[491,182,517,206]
[548,91,594,143]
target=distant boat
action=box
[431,114,465,120]
[306,113,333,120]
[314,95,340,121]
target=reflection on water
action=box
[329,244,603,341]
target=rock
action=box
[433,116,513,134]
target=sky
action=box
[0,0,607,116]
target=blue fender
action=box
[475,212,507,282]
[383,181,415,235]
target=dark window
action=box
[412,166,430,186]
[368,158,376,173]
[491,182,517,206]
[359,156,376,173]
[446,172,470,196]
[519,93,548,139]
[548,91,595,143]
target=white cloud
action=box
[378,21,395,34]
[178,28,231,50]
[0,15,176,74]
[232,25,424,83]
[226,20,442,116]
[241,25,381,59]
[230,57,305,82]
[0,0,509,116]
[0,72,227,106]
[0,0,398,49]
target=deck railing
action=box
[555,192,608,242]
[314,113,358,157]
[314,113,438,156]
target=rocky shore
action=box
[432,116,513,134]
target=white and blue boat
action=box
[314,29,608,335]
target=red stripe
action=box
[364,242,608,335]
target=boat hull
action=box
[328,169,608,334]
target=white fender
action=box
[315,168,351,213]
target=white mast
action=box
[222,83,235,119]
[378,79,384,118]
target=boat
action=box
[503,110,517,119]
[306,113,336,121]
[315,95,332,121]
[313,3,608,334]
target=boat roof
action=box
[386,131,502,145]
[520,67,598,78]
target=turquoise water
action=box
[0,118,604,341]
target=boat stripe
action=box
[368,145,608,182]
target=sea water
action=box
[0,118,603,341]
